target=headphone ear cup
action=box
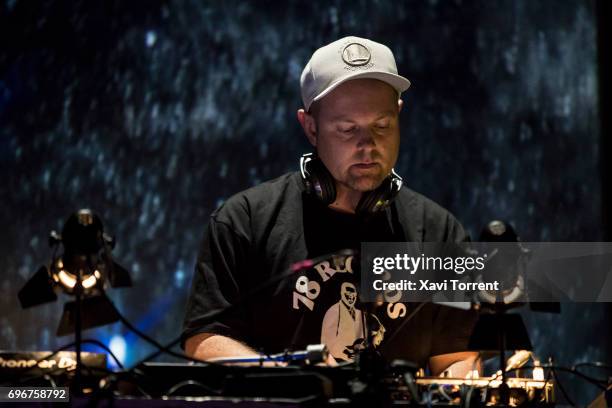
[355,171,402,215]
[308,158,336,205]
[301,154,336,205]
[355,183,387,215]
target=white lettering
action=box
[314,261,336,282]
[450,280,500,291]
[387,302,407,319]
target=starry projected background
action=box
[1,0,609,403]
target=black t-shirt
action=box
[182,172,477,369]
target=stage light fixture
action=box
[18,209,132,336]
[17,209,132,393]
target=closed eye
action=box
[338,125,356,133]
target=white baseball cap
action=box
[300,36,411,112]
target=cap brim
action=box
[311,71,411,107]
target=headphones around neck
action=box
[299,153,403,215]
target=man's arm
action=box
[427,212,480,377]
[185,333,259,361]
[185,332,339,366]
[429,351,481,377]
[182,214,252,358]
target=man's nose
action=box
[356,127,376,148]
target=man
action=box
[321,282,364,360]
[182,36,478,375]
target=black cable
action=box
[165,379,221,396]
[96,370,153,399]
[81,338,124,370]
[551,366,576,407]
[573,361,612,371]
[553,366,608,389]
[114,310,211,365]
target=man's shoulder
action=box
[396,186,453,218]
[394,186,468,242]
[241,172,302,200]
[212,172,301,225]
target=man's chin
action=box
[345,175,385,192]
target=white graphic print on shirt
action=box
[292,254,390,362]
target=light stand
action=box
[468,220,530,405]
[18,209,131,394]
[74,267,83,394]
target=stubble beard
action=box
[343,169,387,192]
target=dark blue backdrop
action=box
[1,0,608,403]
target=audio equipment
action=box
[299,153,403,215]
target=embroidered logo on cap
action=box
[341,42,371,66]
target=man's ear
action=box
[398,98,404,113]
[297,109,318,147]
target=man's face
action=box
[310,79,401,192]
[341,282,357,307]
